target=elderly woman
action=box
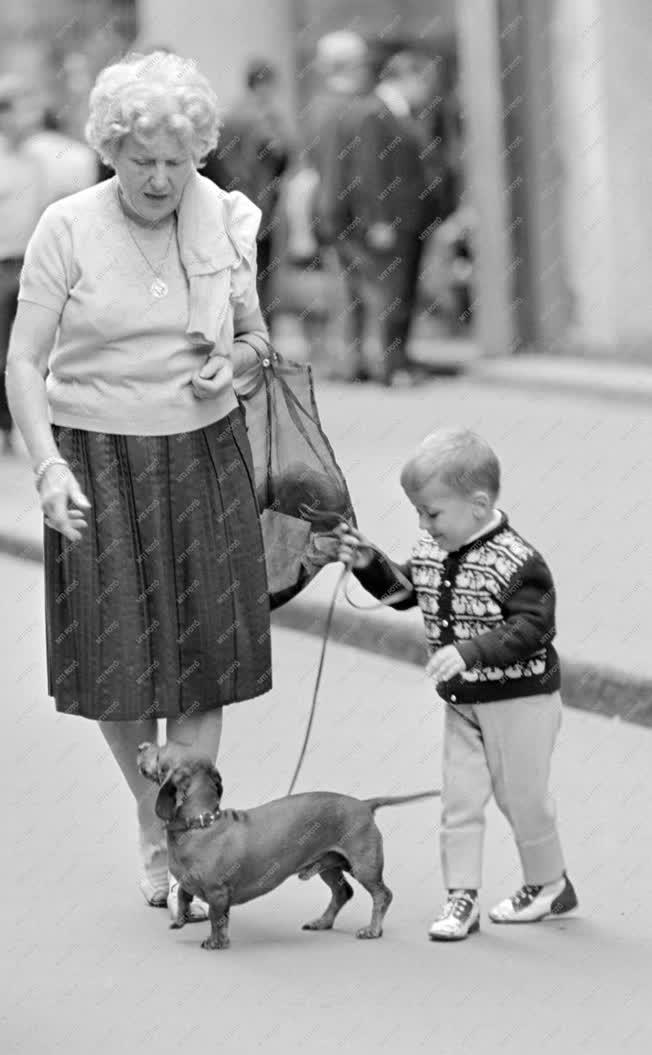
[6,52,272,920]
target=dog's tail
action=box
[365,790,441,812]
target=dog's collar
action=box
[165,809,221,833]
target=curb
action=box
[467,358,652,405]
[272,598,652,728]
[260,327,652,405]
[3,529,650,728]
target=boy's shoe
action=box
[489,873,578,924]
[428,890,480,941]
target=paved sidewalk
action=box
[2,549,652,1055]
[2,351,651,719]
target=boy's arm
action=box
[353,551,417,610]
[455,553,556,670]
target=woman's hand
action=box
[39,464,91,542]
[191,355,230,399]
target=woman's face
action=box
[114,127,194,222]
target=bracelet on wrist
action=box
[34,456,69,490]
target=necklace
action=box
[118,188,176,298]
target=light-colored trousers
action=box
[440,691,566,889]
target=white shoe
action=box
[139,876,169,907]
[139,839,169,907]
[489,873,578,924]
[428,891,480,941]
[167,875,209,924]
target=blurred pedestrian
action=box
[291,30,371,379]
[418,205,475,333]
[307,31,371,243]
[6,50,273,921]
[23,110,99,202]
[0,70,98,452]
[0,74,48,453]
[336,50,440,386]
[202,59,293,331]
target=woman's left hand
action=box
[191,355,230,399]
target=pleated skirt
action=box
[44,406,272,721]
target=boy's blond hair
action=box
[400,427,501,500]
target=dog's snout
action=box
[137,742,161,782]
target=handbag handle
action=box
[232,333,278,401]
[236,332,280,367]
[234,332,308,402]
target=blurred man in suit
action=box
[329,51,442,386]
[298,31,372,380]
[306,31,371,241]
[202,60,294,331]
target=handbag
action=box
[235,340,357,609]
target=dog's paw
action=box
[302,917,333,931]
[169,918,186,930]
[298,863,322,881]
[201,935,231,950]
[355,925,383,940]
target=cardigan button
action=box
[450,694,457,702]
[443,580,451,588]
[441,619,448,627]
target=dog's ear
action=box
[193,757,223,801]
[208,765,223,802]
[137,742,159,783]
[155,777,177,822]
[154,764,192,821]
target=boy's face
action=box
[404,475,492,552]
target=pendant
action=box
[150,278,168,298]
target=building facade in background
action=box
[135,0,652,362]
[459,0,652,362]
[1,0,650,361]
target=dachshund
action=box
[137,742,439,950]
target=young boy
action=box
[333,427,577,941]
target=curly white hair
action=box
[85,51,222,166]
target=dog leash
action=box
[286,510,415,796]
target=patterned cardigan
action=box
[354,512,561,704]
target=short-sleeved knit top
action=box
[18,176,260,436]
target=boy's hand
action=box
[330,522,375,569]
[426,646,466,684]
[308,523,376,569]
